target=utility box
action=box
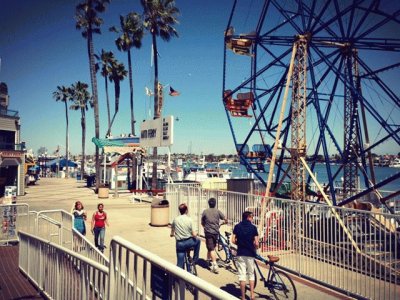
[227,178,255,194]
[150,199,169,227]
[226,179,256,221]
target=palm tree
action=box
[70,81,93,180]
[141,0,179,189]
[106,60,128,136]
[95,49,115,132]
[53,85,72,178]
[75,0,110,191]
[110,12,144,136]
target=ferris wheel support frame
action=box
[223,0,400,208]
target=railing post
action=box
[108,240,116,299]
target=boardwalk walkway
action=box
[0,244,44,300]
[6,177,352,299]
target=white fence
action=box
[16,205,236,300]
[29,209,108,266]
[165,184,400,300]
[109,236,236,300]
[17,230,236,300]
[19,231,109,300]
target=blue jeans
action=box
[176,237,200,269]
[94,227,105,252]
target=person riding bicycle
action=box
[232,211,259,300]
[170,203,201,269]
[201,197,227,273]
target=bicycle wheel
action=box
[230,247,238,272]
[190,262,197,276]
[270,270,297,300]
[184,257,197,276]
[215,240,228,262]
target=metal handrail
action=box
[109,236,237,299]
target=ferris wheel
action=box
[222,0,400,207]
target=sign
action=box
[150,265,170,299]
[140,116,174,148]
[4,186,17,204]
[0,151,24,158]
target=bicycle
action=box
[252,254,297,299]
[215,227,238,272]
[182,247,197,294]
[183,247,197,276]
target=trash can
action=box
[150,199,169,227]
[98,185,109,199]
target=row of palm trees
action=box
[95,49,128,137]
[53,82,92,179]
[54,0,179,190]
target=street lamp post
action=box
[44,152,47,178]
[40,154,44,177]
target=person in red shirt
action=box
[91,203,109,252]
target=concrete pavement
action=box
[19,177,352,299]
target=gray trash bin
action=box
[150,199,169,227]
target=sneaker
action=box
[211,265,219,274]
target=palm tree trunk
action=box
[128,50,135,136]
[81,110,86,180]
[105,77,111,131]
[152,33,159,190]
[64,101,69,179]
[106,111,117,137]
[87,30,100,191]
[106,83,120,136]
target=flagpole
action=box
[57,145,60,178]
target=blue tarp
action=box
[47,159,78,168]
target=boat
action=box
[389,158,400,168]
[183,166,232,182]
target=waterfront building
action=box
[0,82,25,197]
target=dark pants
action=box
[176,237,201,269]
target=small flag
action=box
[145,87,154,96]
[169,86,180,96]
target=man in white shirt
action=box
[170,203,200,268]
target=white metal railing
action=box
[108,236,236,300]
[166,184,400,300]
[0,203,29,244]
[27,209,108,266]
[18,230,109,300]
[18,230,236,300]
[72,228,109,267]
[31,209,73,248]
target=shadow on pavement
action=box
[196,258,209,269]
[220,283,241,298]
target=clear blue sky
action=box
[1,0,399,157]
[1,0,239,156]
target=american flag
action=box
[169,86,180,96]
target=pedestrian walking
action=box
[170,203,200,269]
[72,201,87,235]
[201,197,227,273]
[232,211,259,300]
[91,203,109,253]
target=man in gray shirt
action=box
[170,203,200,269]
[201,198,227,273]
